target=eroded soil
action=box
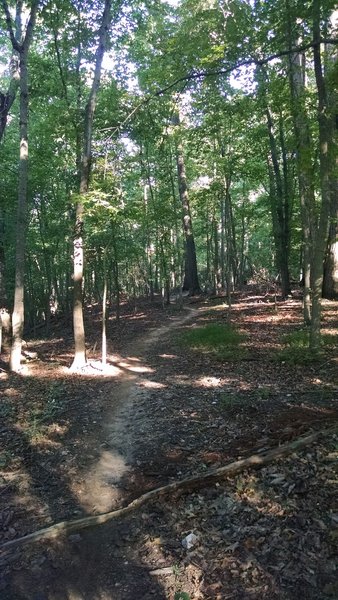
[0,288,337,599]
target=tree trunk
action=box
[322,199,338,299]
[265,107,291,298]
[0,207,11,352]
[71,0,112,370]
[257,67,291,298]
[1,1,39,372]
[0,2,22,143]
[286,4,315,323]
[322,26,338,300]
[102,249,107,367]
[310,0,335,350]
[176,141,200,295]
[213,215,220,294]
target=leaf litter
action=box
[0,287,337,599]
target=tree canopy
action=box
[0,0,337,369]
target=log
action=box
[1,424,337,552]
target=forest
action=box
[0,1,337,599]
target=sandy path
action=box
[81,306,199,514]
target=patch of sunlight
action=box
[62,362,122,377]
[139,380,166,389]
[11,364,31,376]
[77,449,129,513]
[159,353,178,359]
[117,360,154,373]
[11,475,53,522]
[62,589,85,600]
[172,374,191,385]
[45,423,68,436]
[197,376,222,388]
[29,435,63,449]
[206,303,229,311]
[243,493,285,516]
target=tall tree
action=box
[71,0,113,370]
[310,0,336,349]
[1,0,39,372]
[174,113,200,295]
[286,33,315,321]
[322,13,338,300]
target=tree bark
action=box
[322,200,338,299]
[265,106,291,298]
[0,2,22,143]
[71,0,112,370]
[287,42,315,322]
[257,67,291,298]
[322,23,338,300]
[0,0,39,372]
[176,138,200,295]
[310,0,335,350]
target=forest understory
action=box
[0,286,337,600]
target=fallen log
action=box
[1,424,337,551]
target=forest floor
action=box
[0,286,337,600]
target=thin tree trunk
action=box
[286,8,315,322]
[220,194,226,290]
[322,25,338,300]
[102,249,107,367]
[111,222,120,326]
[213,215,220,294]
[310,0,335,350]
[71,0,112,370]
[0,2,22,143]
[1,0,39,372]
[176,140,200,295]
[322,200,338,299]
[265,106,291,298]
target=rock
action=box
[181,532,198,550]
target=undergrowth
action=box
[277,329,338,364]
[27,382,68,440]
[179,323,247,360]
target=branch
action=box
[1,0,21,52]
[101,37,338,140]
[1,0,39,54]
[22,0,39,54]
[152,38,338,98]
[52,28,70,104]
[1,424,336,551]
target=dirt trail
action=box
[81,306,199,515]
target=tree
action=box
[174,113,200,295]
[71,0,113,370]
[310,0,336,350]
[1,0,39,372]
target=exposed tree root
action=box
[1,424,336,552]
